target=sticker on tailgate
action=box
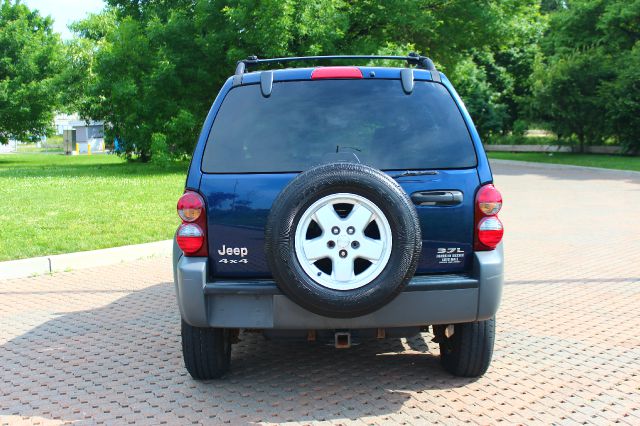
[436,247,465,264]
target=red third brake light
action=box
[311,66,363,80]
[176,191,208,256]
[475,184,504,251]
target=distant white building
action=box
[54,113,105,154]
[69,119,105,153]
[53,113,78,135]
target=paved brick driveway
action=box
[1,161,639,425]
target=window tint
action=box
[202,79,476,172]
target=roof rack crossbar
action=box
[235,53,437,75]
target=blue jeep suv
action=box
[173,54,504,380]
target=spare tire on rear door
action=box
[265,163,422,318]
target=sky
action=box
[23,0,106,39]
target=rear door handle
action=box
[411,190,463,206]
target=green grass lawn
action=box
[0,154,188,261]
[488,152,640,172]
[15,145,63,154]
[15,136,64,153]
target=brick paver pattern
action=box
[1,162,639,425]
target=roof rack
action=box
[234,52,437,76]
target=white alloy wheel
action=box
[294,193,393,290]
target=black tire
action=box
[264,162,421,318]
[181,319,231,380]
[435,317,496,377]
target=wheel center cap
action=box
[336,237,350,249]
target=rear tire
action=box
[181,319,231,380]
[435,317,496,377]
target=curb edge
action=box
[0,240,173,281]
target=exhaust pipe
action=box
[334,331,351,349]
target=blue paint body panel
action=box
[201,168,478,278]
[186,66,493,279]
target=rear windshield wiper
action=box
[390,170,439,179]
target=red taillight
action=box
[475,184,504,251]
[176,223,204,254]
[177,191,204,222]
[476,184,502,216]
[176,191,208,256]
[477,217,504,248]
[311,66,363,80]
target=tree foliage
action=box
[72,0,543,159]
[530,0,640,152]
[63,0,638,158]
[0,0,63,143]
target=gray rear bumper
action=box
[173,242,503,329]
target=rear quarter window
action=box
[202,79,476,173]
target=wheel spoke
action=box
[332,257,354,282]
[357,238,384,261]
[313,204,340,232]
[302,237,329,261]
[347,204,374,233]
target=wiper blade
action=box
[390,170,439,179]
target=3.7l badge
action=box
[436,247,464,264]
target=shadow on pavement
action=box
[0,282,475,423]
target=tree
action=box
[450,56,509,139]
[0,0,63,143]
[531,49,613,151]
[599,1,640,153]
[602,46,640,154]
[530,0,640,152]
[339,0,544,139]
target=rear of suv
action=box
[173,54,504,380]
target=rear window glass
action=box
[202,79,476,172]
